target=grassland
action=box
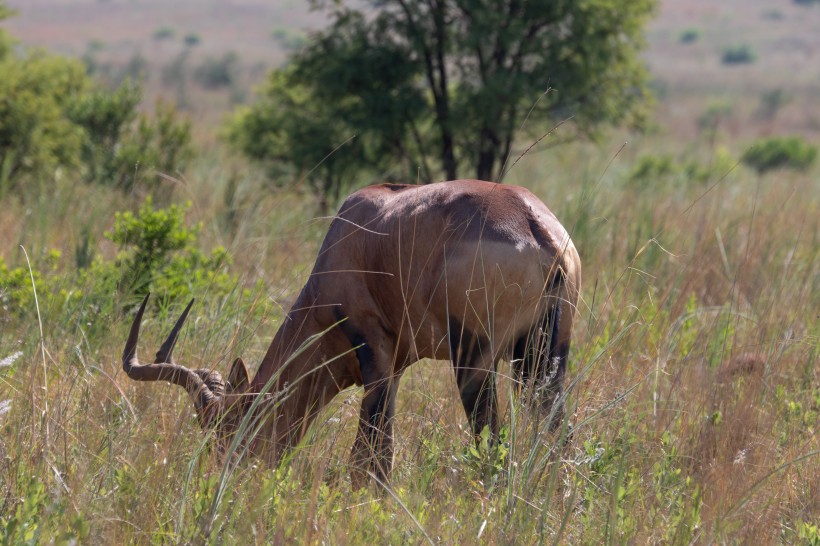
[1,0,819,543]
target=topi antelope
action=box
[123,179,581,485]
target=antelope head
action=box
[122,294,254,449]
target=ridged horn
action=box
[122,294,218,418]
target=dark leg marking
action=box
[335,309,398,483]
[449,317,498,439]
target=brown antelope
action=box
[123,179,581,485]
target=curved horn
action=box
[155,298,194,364]
[122,294,218,416]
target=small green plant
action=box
[104,197,237,304]
[741,136,817,174]
[626,154,675,189]
[184,33,201,47]
[1,476,90,543]
[462,425,510,488]
[697,101,733,133]
[721,45,756,65]
[193,52,240,90]
[271,28,306,51]
[153,26,175,41]
[679,28,700,44]
[796,520,820,545]
[757,89,789,120]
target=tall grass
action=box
[0,135,817,543]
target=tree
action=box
[228,12,430,210]
[227,67,372,212]
[233,0,655,192]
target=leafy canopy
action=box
[230,0,656,204]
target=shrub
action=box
[153,26,175,41]
[721,45,756,65]
[625,149,736,190]
[68,82,193,191]
[271,28,306,51]
[679,29,700,44]
[757,89,789,120]
[626,154,675,189]
[741,136,817,174]
[697,101,733,133]
[104,197,236,304]
[193,52,240,90]
[183,33,201,47]
[0,51,88,195]
[0,250,62,322]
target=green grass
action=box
[1,131,817,543]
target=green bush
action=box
[0,51,88,195]
[193,52,240,90]
[153,26,175,41]
[68,83,193,191]
[679,29,700,44]
[0,250,63,321]
[721,45,756,65]
[0,11,193,197]
[105,197,236,304]
[625,150,734,190]
[741,136,817,174]
[1,200,238,322]
[183,33,201,47]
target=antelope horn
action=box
[154,298,194,364]
[122,293,218,415]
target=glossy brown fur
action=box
[125,180,581,485]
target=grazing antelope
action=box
[123,179,581,485]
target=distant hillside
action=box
[5,0,819,138]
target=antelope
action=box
[123,179,581,485]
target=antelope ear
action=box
[227,357,250,393]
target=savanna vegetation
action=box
[0,0,818,543]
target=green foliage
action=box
[1,198,236,325]
[462,425,509,488]
[625,150,734,189]
[757,89,789,120]
[184,33,201,47]
[679,28,700,44]
[0,51,88,194]
[721,45,756,65]
[227,66,371,211]
[193,52,240,90]
[697,101,733,133]
[0,2,15,57]
[796,521,820,545]
[271,27,306,51]
[1,476,90,544]
[105,197,235,301]
[0,18,192,197]
[153,26,176,41]
[235,0,657,192]
[741,135,817,174]
[0,250,62,321]
[69,83,193,190]
[67,81,141,183]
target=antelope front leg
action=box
[350,374,399,488]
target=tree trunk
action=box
[476,126,499,182]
